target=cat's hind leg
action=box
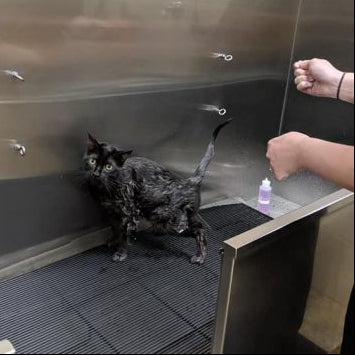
[188,214,207,265]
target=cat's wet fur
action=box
[83,119,232,264]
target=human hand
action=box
[294,59,343,99]
[267,132,310,181]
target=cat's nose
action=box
[93,170,100,178]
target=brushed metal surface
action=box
[213,190,354,354]
[0,0,298,101]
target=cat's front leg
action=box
[112,240,128,262]
[109,216,129,262]
[112,217,138,262]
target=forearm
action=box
[339,73,354,104]
[302,138,354,191]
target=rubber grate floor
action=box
[0,204,271,354]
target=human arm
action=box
[294,59,354,104]
[267,132,354,192]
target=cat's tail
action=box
[189,118,232,186]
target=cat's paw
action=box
[190,255,205,265]
[112,252,128,262]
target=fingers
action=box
[294,60,311,70]
[270,161,288,181]
[295,74,313,85]
[266,137,294,181]
[296,81,313,92]
[266,144,282,181]
[266,159,288,181]
[294,58,314,93]
[294,68,307,77]
[294,68,315,80]
[294,68,314,92]
[273,169,289,181]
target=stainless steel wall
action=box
[1,0,300,257]
[0,0,297,104]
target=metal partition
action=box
[213,190,354,354]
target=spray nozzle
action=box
[262,178,271,188]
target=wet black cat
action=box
[83,119,231,264]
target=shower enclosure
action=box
[0,0,353,353]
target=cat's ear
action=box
[120,150,133,161]
[113,150,133,166]
[87,133,100,150]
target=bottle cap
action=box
[262,177,271,188]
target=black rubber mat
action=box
[0,204,271,354]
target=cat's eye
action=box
[105,164,113,171]
[88,158,97,166]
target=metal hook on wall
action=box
[200,105,227,117]
[211,52,234,62]
[1,139,27,157]
[13,144,26,157]
[1,70,25,81]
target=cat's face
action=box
[84,134,132,187]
